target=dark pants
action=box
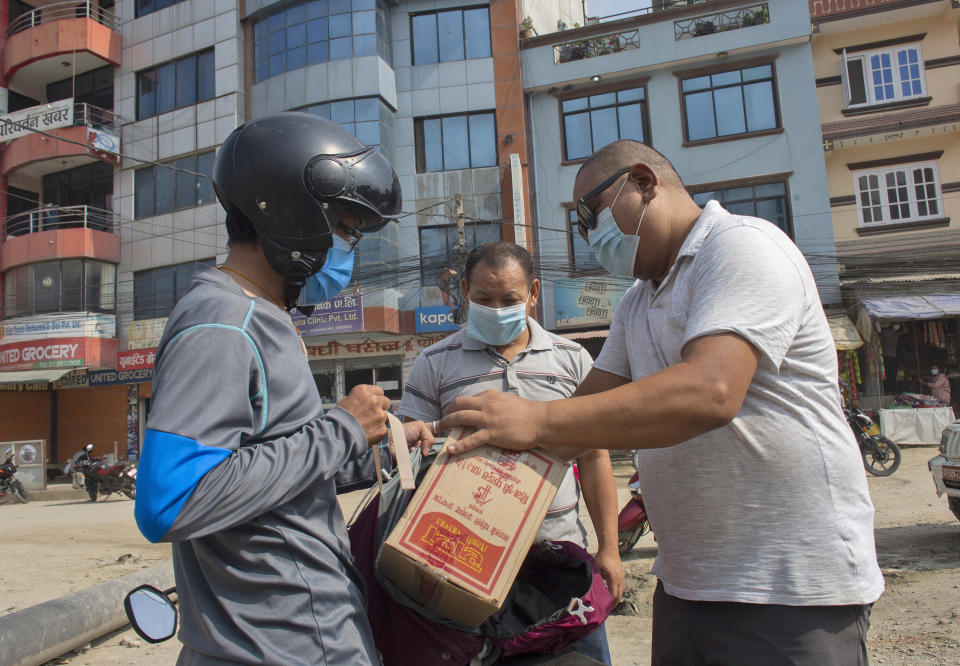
[652,582,870,666]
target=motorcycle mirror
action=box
[124,585,178,643]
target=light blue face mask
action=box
[587,177,647,279]
[301,234,355,304]
[466,300,528,346]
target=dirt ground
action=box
[1,446,957,665]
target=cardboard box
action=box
[378,431,567,627]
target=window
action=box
[134,259,215,320]
[419,223,501,287]
[681,63,779,142]
[135,0,187,19]
[843,44,924,107]
[253,0,392,83]
[2,260,116,317]
[302,96,394,152]
[43,162,114,211]
[415,111,497,172]
[48,65,114,110]
[691,180,792,238]
[566,209,602,273]
[135,152,216,219]
[854,163,943,227]
[562,85,648,161]
[411,6,491,65]
[137,51,214,120]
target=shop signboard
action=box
[553,278,629,330]
[89,127,120,155]
[415,306,458,333]
[117,348,157,371]
[54,369,89,390]
[0,337,117,371]
[293,294,363,336]
[128,318,167,350]
[89,368,154,386]
[0,98,73,143]
[0,314,115,343]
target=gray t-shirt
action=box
[595,201,884,606]
[399,319,593,547]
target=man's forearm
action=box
[577,451,620,553]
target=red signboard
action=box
[117,347,157,371]
[0,337,117,371]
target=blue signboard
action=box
[415,305,459,333]
[88,368,154,386]
[554,278,629,329]
[291,294,364,336]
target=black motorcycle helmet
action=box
[212,112,402,308]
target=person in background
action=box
[921,364,952,405]
[400,242,623,665]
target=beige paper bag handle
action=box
[372,414,416,492]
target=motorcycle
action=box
[617,451,650,555]
[85,456,137,502]
[0,447,30,503]
[63,444,96,489]
[845,406,902,476]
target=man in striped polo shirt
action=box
[399,241,623,665]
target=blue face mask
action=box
[301,234,355,304]
[587,177,647,279]
[466,300,528,346]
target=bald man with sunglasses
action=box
[440,140,883,664]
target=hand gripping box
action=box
[378,431,567,627]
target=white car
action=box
[929,422,960,522]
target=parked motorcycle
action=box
[85,456,137,502]
[845,406,902,476]
[617,451,650,555]
[63,444,96,489]
[0,447,30,503]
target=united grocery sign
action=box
[0,337,117,371]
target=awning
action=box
[827,314,863,350]
[860,294,960,321]
[559,329,610,341]
[0,367,75,384]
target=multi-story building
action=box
[811,0,960,412]
[0,0,581,473]
[522,0,839,356]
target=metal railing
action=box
[674,3,769,40]
[72,102,119,133]
[8,1,120,37]
[3,205,118,238]
[554,30,641,64]
[584,0,715,24]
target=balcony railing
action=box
[674,3,769,40]
[8,1,119,37]
[554,30,641,64]
[3,206,118,238]
[71,102,119,133]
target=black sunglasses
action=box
[574,167,632,238]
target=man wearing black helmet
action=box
[135,113,434,664]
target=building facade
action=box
[811,0,960,411]
[521,0,839,355]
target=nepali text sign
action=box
[129,318,167,350]
[415,305,458,333]
[553,278,629,329]
[0,338,86,371]
[0,314,115,343]
[88,368,154,386]
[292,294,363,336]
[0,98,73,143]
[118,348,157,371]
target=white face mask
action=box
[931,369,940,376]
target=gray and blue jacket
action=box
[135,267,376,665]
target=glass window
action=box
[416,111,497,172]
[412,6,490,65]
[136,0,187,18]
[853,162,943,227]
[301,96,394,156]
[691,180,792,238]
[681,64,778,142]
[134,259,215,320]
[135,152,216,219]
[561,85,648,161]
[2,260,116,317]
[253,0,388,82]
[137,51,215,120]
[419,223,501,287]
[844,44,925,107]
[567,209,602,273]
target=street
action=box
[1,446,958,665]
